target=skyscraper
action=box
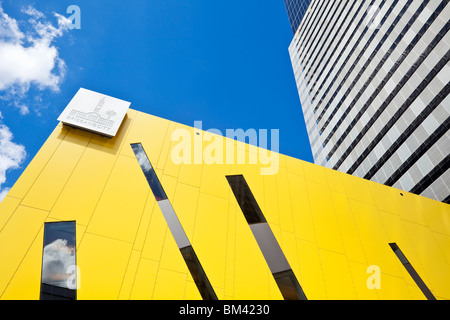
[283,0,312,34]
[287,0,450,203]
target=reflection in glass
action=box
[180,246,218,300]
[273,270,307,300]
[226,175,266,225]
[41,221,76,300]
[131,143,167,201]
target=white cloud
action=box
[42,239,76,288]
[0,188,9,202]
[0,124,26,202]
[0,4,71,203]
[0,4,70,111]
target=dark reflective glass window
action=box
[180,246,217,300]
[226,175,266,225]
[389,243,436,300]
[131,143,167,201]
[132,143,217,300]
[273,270,307,300]
[227,174,307,300]
[41,221,77,300]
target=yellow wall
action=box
[0,109,449,300]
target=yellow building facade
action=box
[0,108,449,300]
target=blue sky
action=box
[0,0,313,201]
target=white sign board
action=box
[58,88,131,137]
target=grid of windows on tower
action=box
[288,0,449,203]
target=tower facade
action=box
[288,0,450,203]
[283,0,312,33]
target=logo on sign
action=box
[58,88,130,137]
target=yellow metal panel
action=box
[319,249,357,300]
[118,250,141,300]
[21,128,92,211]
[224,204,237,298]
[348,261,380,300]
[331,191,367,264]
[7,124,69,199]
[200,163,230,200]
[378,210,424,287]
[285,155,304,176]
[407,283,428,300]
[393,191,429,226]
[141,201,169,262]
[341,173,375,205]
[307,181,345,254]
[288,173,316,242]
[296,238,327,299]
[120,111,170,163]
[77,233,132,300]
[279,230,301,279]
[49,143,117,225]
[302,160,328,185]
[0,205,47,296]
[161,123,188,179]
[3,109,450,301]
[178,163,203,188]
[403,220,450,299]
[87,155,149,243]
[349,199,404,278]
[1,227,43,300]
[276,167,295,233]
[129,257,158,300]
[192,193,228,296]
[133,196,156,252]
[434,232,450,267]
[418,195,450,236]
[0,196,21,231]
[325,166,347,194]
[76,223,86,250]
[156,121,177,172]
[172,182,199,241]
[161,173,178,200]
[378,273,414,300]
[368,181,397,214]
[379,211,420,285]
[262,173,280,227]
[152,268,187,300]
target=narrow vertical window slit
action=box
[389,243,436,300]
[227,174,307,300]
[131,143,217,300]
[40,221,77,300]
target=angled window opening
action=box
[227,174,307,300]
[389,243,436,300]
[131,143,217,300]
[40,221,77,300]
[130,143,167,201]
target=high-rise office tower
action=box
[287,0,450,203]
[284,0,312,33]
